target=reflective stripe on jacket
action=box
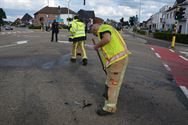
[97,24,130,68]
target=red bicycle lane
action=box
[150,45,188,98]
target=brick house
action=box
[34,6,76,26]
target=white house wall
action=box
[60,14,74,25]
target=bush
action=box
[176,34,188,44]
[28,25,41,29]
[133,28,147,35]
[153,32,188,44]
[153,32,172,41]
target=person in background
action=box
[51,20,59,42]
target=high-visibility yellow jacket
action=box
[97,24,130,68]
[69,19,86,41]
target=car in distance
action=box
[5,25,13,30]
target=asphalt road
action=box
[0,28,188,125]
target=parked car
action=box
[5,25,13,30]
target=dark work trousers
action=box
[51,31,58,42]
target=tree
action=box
[129,15,138,26]
[0,8,6,26]
[120,17,124,23]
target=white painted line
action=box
[16,40,28,44]
[169,49,175,53]
[179,55,188,61]
[180,86,188,99]
[179,51,188,55]
[58,41,69,43]
[163,63,171,71]
[151,47,154,51]
[23,35,40,37]
[85,44,94,48]
[0,40,28,48]
[155,53,161,58]
[0,44,17,48]
[58,41,94,48]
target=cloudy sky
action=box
[0,0,175,22]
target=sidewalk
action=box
[125,30,188,47]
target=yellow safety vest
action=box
[70,19,86,39]
[97,24,130,68]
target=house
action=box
[147,5,172,32]
[34,6,77,26]
[21,13,33,25]
[165,0,188,34]
[163,0,188,34]
[12,18,21,26]
[77,9,95,23]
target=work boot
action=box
[82,58,87,66]
[96,108,113,116]
[70,58,76,63]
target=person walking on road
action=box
[50,20,59,42]
[69,16,88,66]
[91,23,131,116]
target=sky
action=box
[0,0,175,22]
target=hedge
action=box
[133,28,147,35]
[153,32,188,44]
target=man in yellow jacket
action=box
[91,23,130,116]
[69,16,87,65]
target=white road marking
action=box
[169,49,175,53]
[180,86,188,99]
[179,51,188,57]
[155,53,161,58]
[16,40,28,44]
[163,63,171,71]
[0,40,28,48]
[0,44,17,48]
[58,41,71,44]
[0,30,34,35]
[179,51,188,54]
[22,35,40,37]
[58,41,94,48]
[179,55,188,61]
[85,44,94,48]
[151,47,154,51]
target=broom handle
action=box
[92,39,107,75]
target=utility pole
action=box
[83,0,86,5]
[139,0,141,23]
[67,0,72,25]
